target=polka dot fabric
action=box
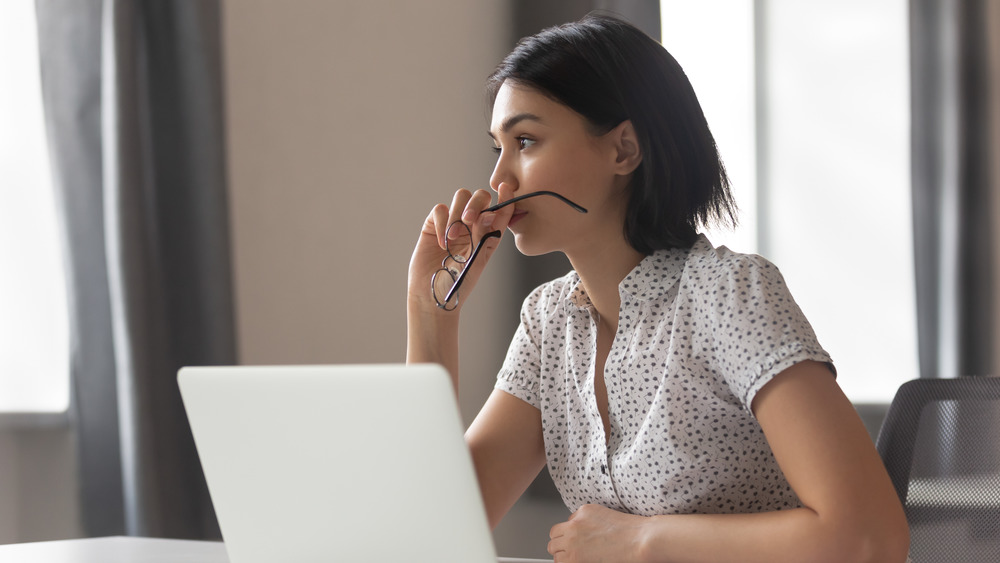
[495,235,834,516]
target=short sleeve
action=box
[494,286,551,409]
[495,322,541,408]
[706,254,834,413]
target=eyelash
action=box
[492,137,535,154]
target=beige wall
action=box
[224,0,519,421]
[0,425,80,544]
[12,2,998,557]
[0,1,568,553]
[223,0,567,558]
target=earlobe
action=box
[612,120,642,175]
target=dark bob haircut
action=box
[486,13,737,253]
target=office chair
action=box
[876,376,1000,563]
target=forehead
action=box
[490,82,578,134]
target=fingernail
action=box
[479,212,495,228]
[462,209,474,224]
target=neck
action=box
[566,239,644,331]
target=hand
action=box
[407,186,515,312]
[548,504,649,563]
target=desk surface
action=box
[0,537,552,563]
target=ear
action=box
[609,120,642,175]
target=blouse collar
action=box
[566,235,704,310]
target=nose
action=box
[489,154,517,195]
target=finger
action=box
[547,538,563,557]
[444,190,475,259]
[461,188,493,222]
[487,182,518,232]
[474,210,501,240]
[448,189,473,226]
[496,182,516,205]
[547,540,569,563]
[448,230,503,298]
[464,188,494,215]
[429,204,449,249]
[455,187,509,279]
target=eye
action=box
[491,137,535,155]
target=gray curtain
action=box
[911,0,998,379]
[36,0,234,539]
[511,0,659,41]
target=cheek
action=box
[524,147,605,190]
[520,157,557,188]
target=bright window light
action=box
[661,0,757,254]
[661,0,916,403]
[0,1,71,413]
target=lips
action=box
[508,209,528,227]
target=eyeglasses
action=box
[431,191,588,310]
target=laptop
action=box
[179,364,545,563]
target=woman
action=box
[407,13,909,563]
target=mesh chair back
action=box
[876,377,1000,563]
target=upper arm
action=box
[752,361,909,555]
[465,389,547,529]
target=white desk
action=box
[0,537,226,562]
[0,537,552,562]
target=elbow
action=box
[863,521,910,563]
[836,514,910,563]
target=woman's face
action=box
[489,82,630,257]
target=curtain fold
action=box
[36,0,234,539]
[35,0,124,537]
[911,0,998,380]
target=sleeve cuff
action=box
[495,368,540,410]
[742,342,835,415]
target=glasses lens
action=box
[432,267,459,310]
[445,222,473,264]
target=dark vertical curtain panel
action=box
[911,0,997,380]
[36,0,235,539]
[35,0,123,537]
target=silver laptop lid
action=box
[178,364,497,563]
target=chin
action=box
[512,233,559,258]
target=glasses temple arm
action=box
[443,230,502,305]
[483,191,587,214]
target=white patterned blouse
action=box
[495,234,835,516]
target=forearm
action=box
[406,301,461,392]
[637,507,908,563]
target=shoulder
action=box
[520,269,581,324]
[682,238,788,297]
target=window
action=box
[661,0,917,403]
[0,2,71,413]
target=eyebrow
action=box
[487,112,544,140]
